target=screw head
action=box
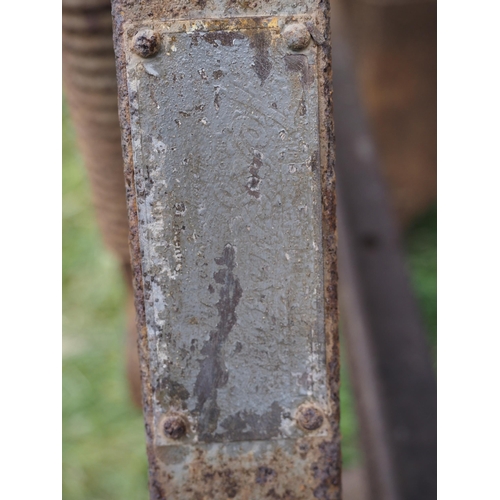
[163,415,187,439]
[296,405,324,431]
[283,23,311,51]
[132,29,160,58]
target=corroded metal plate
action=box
[115,8,339,499]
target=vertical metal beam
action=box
[112,1,339,498]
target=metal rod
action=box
[331,3,437,499]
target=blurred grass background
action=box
[62,101,436,499]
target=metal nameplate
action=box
[119,12,339,498]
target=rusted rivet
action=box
[163,415,187,439]
[283,23,311,51]
[132,29,160,58]
[296,405,324,431]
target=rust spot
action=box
[194,244,242,440]
[245,151,263,198]
[214,87,221,111]
[222,468,240,498]
[312,441,341,499]
[174,202,185,215]
[189,32,200,47]
[249,31,272,85]
[256,466,277,484]
[298,442,310,460]
[298,95,307,116]
[308,150,319,172]
[266,488,297,499]
[203,471,215,482]
[213,69,224,80]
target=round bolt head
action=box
[283,23,311,51]
[296,405,324,431]
[163,415,187,439]
[132,29,160,58]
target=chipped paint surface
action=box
[113,3,339,498]
[126,16,329,441]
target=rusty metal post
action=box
[111,0,339,498]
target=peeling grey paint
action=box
[194,244,243,440]
[126,16,329,442]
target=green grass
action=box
[405,206,438,365]
[62,103,148,500]
[62,100,436,496]
[339,348,363,467]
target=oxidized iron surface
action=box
[112,1,339,498]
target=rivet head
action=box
[132,29,160,58]
[163,415,187,439]
[283,23,311,51]
[296,405,324,431]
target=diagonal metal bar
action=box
[331,3,437,499]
